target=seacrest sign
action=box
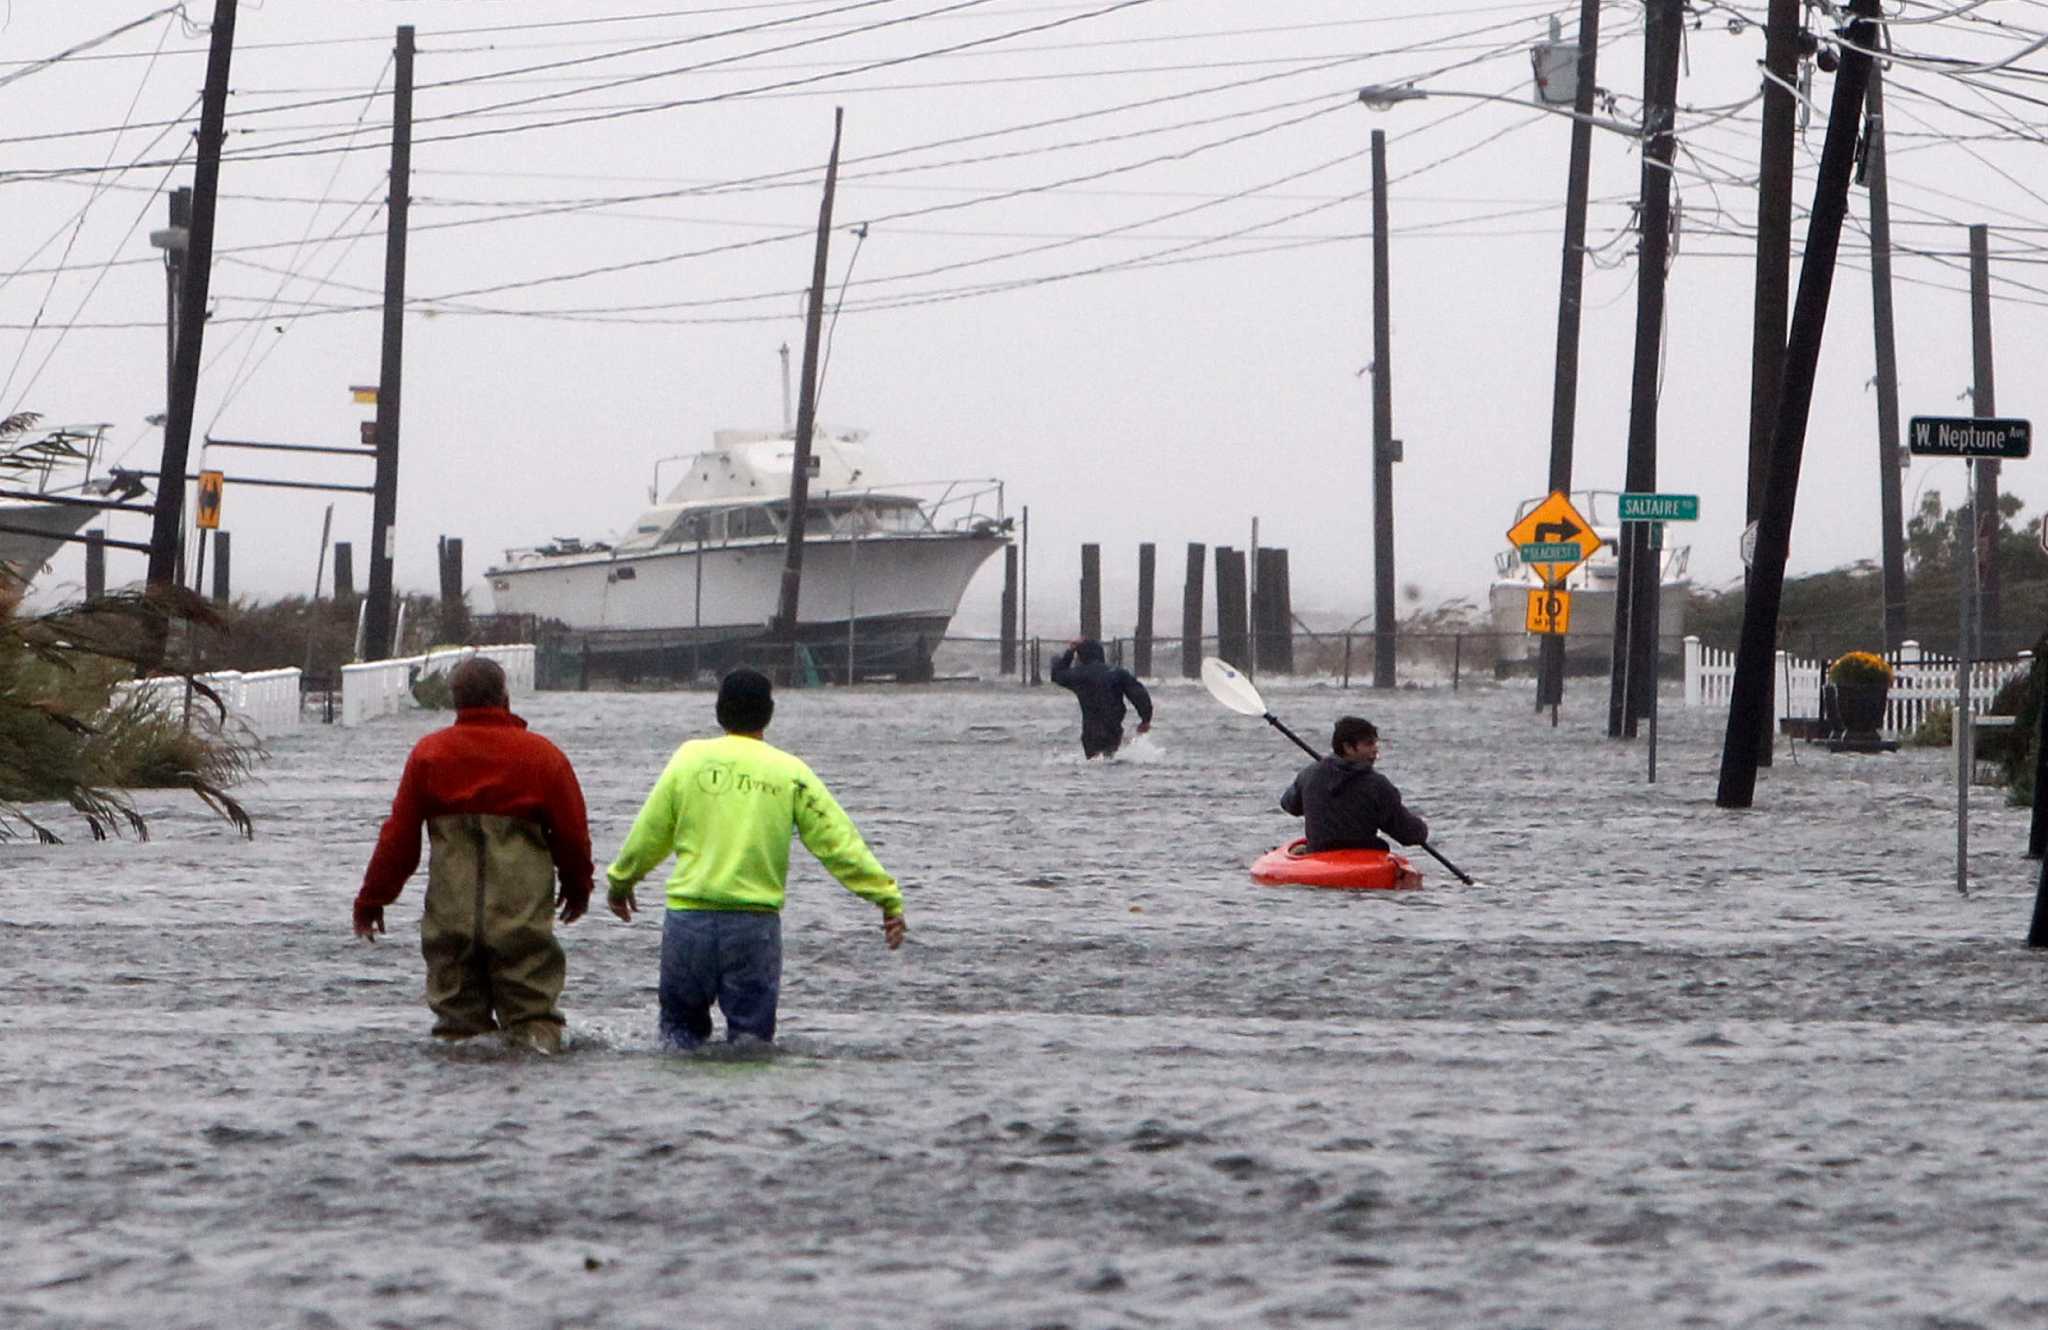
[1618,492,1698,522]
[1907,415,2031,460]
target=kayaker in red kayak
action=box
[1279,716,1428,855]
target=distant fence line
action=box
[116,644,538,737]
[1682,636,2029,736]
[339,644,535,727]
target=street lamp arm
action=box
[1358,84,1644,139]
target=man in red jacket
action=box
[354,656,594,1053]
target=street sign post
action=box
[1525,587,1570,634]
[1612,493,1697,786]
[1506,491,1601,585]
[1907,415,2031,459]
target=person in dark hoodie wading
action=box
[1050,637,1154,759]
[1280,716,1428,869]
[354,657,594,1054]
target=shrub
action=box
[1829,650,1893,688]
[1910,704,1952,748]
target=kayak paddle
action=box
[1200,657,1475,885]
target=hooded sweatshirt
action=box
[1279,755,1428,854]
[1050,639,1153,737]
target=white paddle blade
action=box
[1201,657,1268,717]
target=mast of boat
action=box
[769,109,845,666]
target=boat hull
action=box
[0,500,98,579]
[1487,578,1689,667]
[487,531,1006,682]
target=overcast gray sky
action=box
[5,1,2046,637]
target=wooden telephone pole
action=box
[771,109,846,660]
[1717,0,1884,809]
[143,0,237,661]
[362,26,414,662]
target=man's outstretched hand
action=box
[882,912,907,950]
[354,906,385,942]
[557,890,588,925]
[1137,719,1152,735]
[608,887,639,922]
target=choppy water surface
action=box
[8,677,2048,1329]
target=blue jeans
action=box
[659,909,783,1049]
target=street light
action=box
[1357,84,1642,139]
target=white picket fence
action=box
[116,667,304,735]
[339,643,536,728]
[1683,636,2028,736]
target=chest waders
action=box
[420,813,567,1044]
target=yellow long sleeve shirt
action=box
[605,733,901,916]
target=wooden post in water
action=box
[999,544,1017,677]
[1134,543,1155,677]
[1079,543,1102,642]
[1256,547,1292,674]
[1181,541,1205,677]
[211,531,231,605]
[85,529,106,600]
[1215,546,1249,669]
[438,536,465,643]
[333,541,355,604]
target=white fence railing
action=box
[1683,636,2028,736]
[339,643,536,728]
[116,667,304,735]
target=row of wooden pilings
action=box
[82,527,471,647]
[995,541,1294,680]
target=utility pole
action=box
[143,0,236,660]
[1537,0,1601,712]
[1740,0,1801,763]
[362,25,413,661]
[771,108,846,656]
[1607,0,1682,738]
[1370,128,1397,689]
[1969,223,1999,656]
[1717,0,1883,809]
[1865,62,1908,651]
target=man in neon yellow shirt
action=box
[605,668,906,1048]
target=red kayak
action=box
[1250,839,1421,891]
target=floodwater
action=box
[8,675,2048,1329]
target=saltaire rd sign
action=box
[1907,415,2031,460]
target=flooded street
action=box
[8,676,2048,1329]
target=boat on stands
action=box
[1487,489,1690,672]
[485,426,1009,682]
[0,424,146,584]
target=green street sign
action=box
[1907,415,2031,459]
[1519,541,1582,563]
[1619,492,1699,522]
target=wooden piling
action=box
[1181,541,1205,677]
[1215,546,1249,670]
[1079,543,1101,642]
[333,541,355,603]
[1000,544,1018,676]
[211,530,231,605]
[1256,547,1292,673]
[437,535,466,643]
[85,529,106,600]
[1134,542,1155,677]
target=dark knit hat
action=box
[717,667,775,732]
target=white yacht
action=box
[1488,489,1690,669]
[486,427,1009,681]
[0,424,143,583]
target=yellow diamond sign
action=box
[1506,490,1600,585]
